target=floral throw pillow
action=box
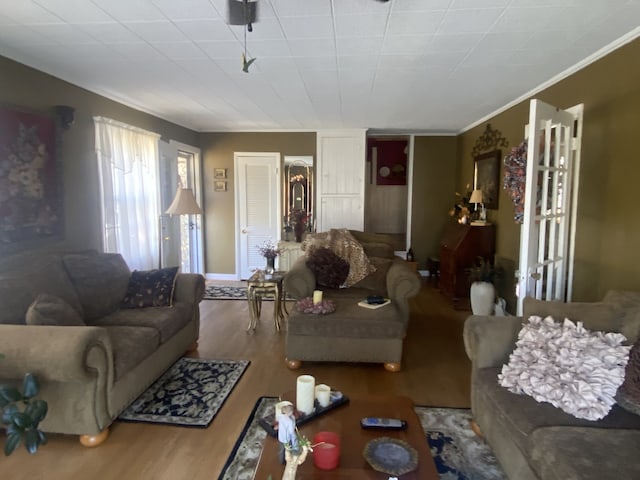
[306,247,349,289]
[121,266,179,309]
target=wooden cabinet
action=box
[439,223,495,305]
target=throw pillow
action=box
[306,247,349,289]
[498,315,631,421]
[522,297,621,333]
[26,293,85,326]
[121,266,179,309]
[616,336,640,416]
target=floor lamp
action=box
[159,185,203,268]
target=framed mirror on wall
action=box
[283,155,313,241]
[474,150,501,210]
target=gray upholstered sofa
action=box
[463,293,640,480]
[283,230,421,372]
[0,250,204,446]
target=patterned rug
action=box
[204,285,248,300]
[218,397,506,480]
[118,357,249,428]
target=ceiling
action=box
[0,0,638,133]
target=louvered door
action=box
[235,152,281,279]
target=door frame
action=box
[234,152,281,280]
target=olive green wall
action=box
[411,136,458,267]
[457,38,640,308]
[0,56,199,256]
[199,132,316,275]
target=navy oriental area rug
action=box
[218,397,506,480]
[118,357,249,428]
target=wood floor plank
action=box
[1,283,471,479]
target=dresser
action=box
[277,241,305,271]
[439,223,496,306]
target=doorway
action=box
[159,140,203,273]
[234,152,281,279]
[365,135,413,252]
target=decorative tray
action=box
[259,391,349,437]
[363,437,418,476]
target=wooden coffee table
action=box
[252,395,438,479]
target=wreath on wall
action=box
[503,140,527,224]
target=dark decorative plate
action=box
[363,437,418,476]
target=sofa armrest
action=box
[283,256,316,299]
[463,315,523,369]
[0,325,113,384]
[174,273,205,305]
[386,259,421,301]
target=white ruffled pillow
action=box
[498,316,631,421]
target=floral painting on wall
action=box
[0,105,62,254]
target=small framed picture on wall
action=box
[214,168,227,179]
[214,181,227,192]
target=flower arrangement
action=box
[468,257,502,284]
[449,183,473,223]
[289,208,310,229]
[296,297,336,315]
[257,239,279,259]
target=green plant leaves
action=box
[4,432,21,456]
[0,385,23,406]
[22,373,40,399]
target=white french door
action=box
[235,152,281,279]
[158,140,203,273]
[517,99,583,315]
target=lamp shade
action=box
[165,187,203,215]
[469,189,484,204]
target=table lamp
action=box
[469,189,487,225]
[159,185,203,267]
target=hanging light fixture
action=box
[227,0,258,72]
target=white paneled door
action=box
[517,100,583,315]
[235,152,281,280]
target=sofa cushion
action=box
[63,252,131,321]
[105,326,160,381]
[522,297,621,333]
[528,427,640,480]
[288,297,405,339]
[90,302,192,343]
[616,336,640,416]
[475,367,640,456]
[351,257,392,295]
[26,293,85,326]
[306,247,349,288]
[121,266,179,308]
[0,257,83,325]
[499,316,630,420]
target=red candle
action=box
[313,431,340,470]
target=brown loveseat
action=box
[0,250,204,446]
[464,293,640,479]
[283,230,421,372]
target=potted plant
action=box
[468,257,500,315]
[0,353,48,456]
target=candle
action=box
[296,375,315,415]
[315,384,331,408]
[313,431,340,470]
[313,290,323,305]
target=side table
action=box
[246,271,287,333]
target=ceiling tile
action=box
[199,41,242,59]
[382,35,432,55]
[244,38,291,57]
[151,41,209,60]
[491,6,568,33]
[388,10,446,35]
[391,0,451,12]
[337,55,378,70]
[90,0,166,22]
[280,16,333,38]
[175,19,236,42]
[107,42,167,61]
[26,23,99,44]
[78,22,142,43]
[426,33,484,53]
[293,56,337,71]
[34,0,113,23]
[2,1,62,24]
[150,0,220,20]
[288,37,335,57]
[337,36,383,55]
[333,0,392,15]
[271,0,331,17]
[123,20,189,43]
[335,14,388,37]
[438,8,503,34]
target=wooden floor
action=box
[3,282,472,480]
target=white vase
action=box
[470,281,495,315]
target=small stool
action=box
[427,257,440,286]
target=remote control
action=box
[360,417,407,430]
[366,295,386,305]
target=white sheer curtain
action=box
[94,117,161,271]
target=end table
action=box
[246,270,287,332]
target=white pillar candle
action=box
[315,384,331,408]
[296,375,315,415]
[313,290,323,305]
